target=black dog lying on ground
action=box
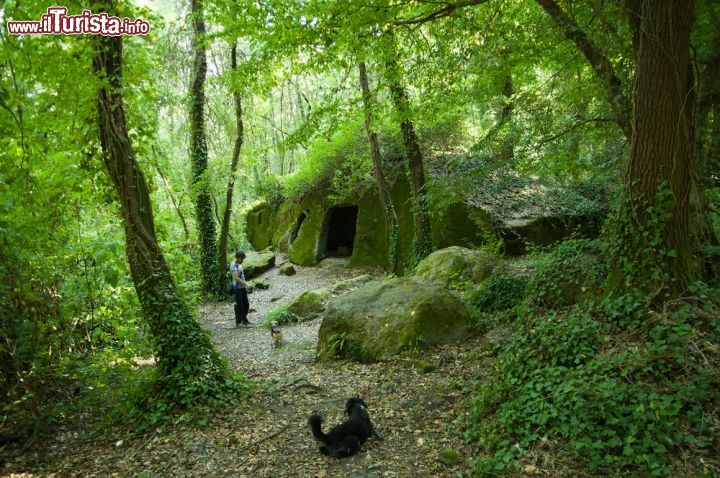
[308,397,382,458]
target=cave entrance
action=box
[290,211,307,244]
[323,205,358,257]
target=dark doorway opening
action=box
[290,211,307,244]
[324,205,358,257]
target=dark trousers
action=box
[234,286,249,325]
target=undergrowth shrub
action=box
[470,273,529,313]
[323,331,362,361]
[283,118,372,201]
[466,291,720,476]
[261,306,301,329]
[526,238,607,308]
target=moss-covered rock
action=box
[249,278,270,290]
[329,274,375,294]
[278,263,296,276]
[500,215,603,256]
[438,448,461,467]
[414,246,498,289]
[286,288,331,320]
[317,278,471,362]
[243,251,275,279]
[245,204,275,251]
[274,275,377,325]
[263,306,300,328]
[430,199,496,250]
[288,199,325,265]
[246,168,606,270]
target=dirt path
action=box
[202,256,372,379]
[2,257,483,477]
[193,256,480,477]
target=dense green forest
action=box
[1,0,719,476]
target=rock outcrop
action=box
[317,278,471,362]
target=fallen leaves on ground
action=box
[2,256,490,477]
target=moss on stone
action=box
[243,251,275,279]
[286,288,331,320]
[282,194,327,265]
[438,448,461,466]
[414,246,498,290]
[410,359,436,373]
[430,199,496,250]
[262,306,300,328]
[249,278,270,290]
[317,277,471,362]
[278,263,296,276]
[246,204,275,250]
[329,274,375,294]
[349,187,389,268]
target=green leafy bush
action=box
[323,332,362,361]
[261,306,301,329]
[467,296,720,475]
[283,118,372,201]
[526,238,607,308]
[470,273,529,313]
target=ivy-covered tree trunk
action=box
[608,0,696,298]
[218,42,244,290]
[383,33,432,263]
[190,0,220,295]
[358,62,400,273]
[93,21,232,403]
[499,69,514,162]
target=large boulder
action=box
[317,278,471,362]
[414,246,498,289]
[284,275,376,321]
[329,274,375,294]
[499,215,602,256]
[243,251,275,279]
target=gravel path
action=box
[189,255,480,478]
[3,255,484,477]
[200,254,376,379]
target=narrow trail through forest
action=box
[190,257,482,477]
[4,258,486,477]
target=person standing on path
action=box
[230,250,253,327]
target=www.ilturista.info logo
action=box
[6,7,150,36]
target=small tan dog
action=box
[270,321,283,348]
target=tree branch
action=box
[393,0,492,25]
[535,0,632,140]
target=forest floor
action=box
[2,257,490,477]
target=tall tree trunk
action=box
[609,0,696,298]
[499,69,514,162]
[190,0,219,295]
[218,42,245,289]
[383,33,433,263]
[358,62,400,273]
[93,16,231,402]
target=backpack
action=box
[226,263,235,295]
